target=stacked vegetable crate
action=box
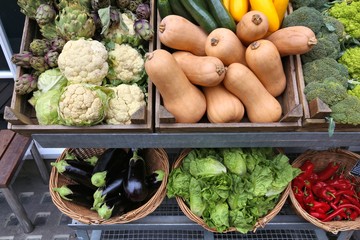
[153,3,303,133]
[4,1,156,135]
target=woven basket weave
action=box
[289,148,360,234]
[50,148,169,224]
[173,148,291,233]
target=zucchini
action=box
[207,0,236,32]
[168,0,196,24]
[157,0,173,19]
[180,0,218,34]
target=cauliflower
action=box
[58,39,108,85]
[59,83,113,126]
[105,84,146,124]
[107,43,145,85]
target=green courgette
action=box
[180,0,218,34]
[168,0,196,24]
[207,0,236,32]
[157,0,173,19]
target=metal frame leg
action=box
[2,186,34,233]
[0,16,16,79]
[30,140,50,184]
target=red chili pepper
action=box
[297,160,315,180]
[349,210,359,220]
[322,208,347,222]
[293,186,305,208]
[292,178,305,189]
[323,203,360,222]
[329,202,348,219]
[326,178,354,191]
[309,211,327,220]
[342,194,360,208]
[317,162,340,182]
[312,182,336,202]
[307,200,331,213]
[309,173,319,182]
[335,189,357,197]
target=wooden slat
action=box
[0,130,30,187]
[0,129,15,157]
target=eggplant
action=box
[92,175,126,210]
[123,149,149,202]
[145,170,165,188]
[91,148,130,188]
[51,160,96,189]
[96,194,134,219]
[53,184,95,208]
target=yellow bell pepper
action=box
[229,0,249,22]
[249,0,279,32]
[273,0,289,23]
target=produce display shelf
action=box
[32,132,360,149]
[68,198,335,240]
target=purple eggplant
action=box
[91,148,130,187]
[123,149,149,202]
[53,184,95,208]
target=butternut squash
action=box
[223,63,282,123]
[236,10,269,46]
[145,49,206,123]
[245,39,286,97]
[203,83,245,123]
[158,15,208,56]
[266,26,317,56]
[249,0,280,33]
[172,51,226,87]
[205,28,246,66]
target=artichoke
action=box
[134,19,153,41]
[35,3,56,25]
[50,37,67,52]
[56,0,91,11]
[136,3,150,20]
[128,0,142,12]
[30,56,49,72]
[44,50,59,68]
[39,22,58,39]
[55,6,96,40]
[29,39,51,56]
[11,51,33,68]
[14,74,38,95]
[116,0,130,10]
[17,0,52,19]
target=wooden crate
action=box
[5,3,156,136]
[153,11,303,132]
[294,54,360,131]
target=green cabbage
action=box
[35,89,62,125]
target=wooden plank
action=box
[0,131,30,187]
[0,130,15,158]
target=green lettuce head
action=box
[35,89,62,125]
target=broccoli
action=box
[301,32,341,63]
[290,0,330,12]
[329,1,360,39]
[320,15,346,40]
[338,46,360,81]
[348,84,360,99]
[304,78,348,106]
[302,57,349,87]
[330,95,360,125]
[282,7,324,34]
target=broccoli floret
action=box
[338,46,360,81]
[348,84,360,99]
[290,0,329,11]
[282,7,324,34]
[304,78,348,106]
[301,32,341,63]
[320,15,346,40]
[330,95,360,125]
[302,57,349,87]
[329,1,360,39]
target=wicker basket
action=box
[289,148,360,234]
[173,149,291,233]
[49,148,169,224]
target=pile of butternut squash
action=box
[145,5,317,124]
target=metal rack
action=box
[30,133,360,240]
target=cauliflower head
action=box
[107,43,145,85]
[58,39,108,85]
[105,84,146,124]
[59,83,112,126]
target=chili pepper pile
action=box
[292,160,360,222]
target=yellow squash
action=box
[222,0,230,11]
[273,0,289,23]
[229,0,249,22]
